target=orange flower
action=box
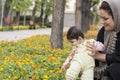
[32,75,36,79]
[0,48,2,51]
[32,64,36,69]
[49,70,56,73]
[49,57,56,62]
[38,64,41,68]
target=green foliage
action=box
[2,25,13,31]
[35,0,53,16]
[11,0,32,11]
[44,0,53,16]
[90,0,100,6]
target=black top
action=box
[97,27,120,80]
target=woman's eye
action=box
[104,18,109,20]
[100,16,109,20]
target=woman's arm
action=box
[92,51,106,62]
[87,42,106,62]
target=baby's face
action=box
[69,39,81,46]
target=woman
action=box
[87,0,120,80]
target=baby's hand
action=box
[61,65,66,71]
[86,39,104,52]
[95,41,104,51]
[62,62,70,71]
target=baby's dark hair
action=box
[100,1,113,19]
[67,26,84,40]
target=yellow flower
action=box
[0,67,4,71]
[14,76,18,80]
[14,70,16,72]
[43,75,49,79]
[86,31,98,37]
[8,74,12,78]
[49,70,56,73]
[25,53,30,57]
[44,68,47,71]
[4,61,7,65]
[20,72,24,75]
[16,62,20,65]
[57,69,62,73]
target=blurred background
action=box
[0,0,101,31]
[0,0,102,79]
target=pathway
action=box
[0,27,69,41]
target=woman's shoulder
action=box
[117,31,120,36]
[98,27,105,33]
[97,27,104,42]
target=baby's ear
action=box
[78,36,83,43]
[78,36,83,40]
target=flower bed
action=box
[0,25,98,79]
[0,35,71,79]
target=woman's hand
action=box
[86,41,97,56]
[86,42,106,62]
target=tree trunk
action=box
[50,0,66,49]
[31,1,37,21]
[4,0,11,18]
[3,0,12,25]
[81,0,91,33]
[14,11,20,25]
[75,0,82,29]
[38,3,44,25]
[44,14,48,25]
[0,2,1,25]
[23,13,26,25]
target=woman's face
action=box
[100,9,115,31]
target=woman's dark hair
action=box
[100,1,114,19]
[67,26,84,40]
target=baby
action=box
[62,39,104,71]
[62,26,104,80]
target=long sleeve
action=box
[106,32,120,65]
[62,48,77,70]
[105,32,120,80]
